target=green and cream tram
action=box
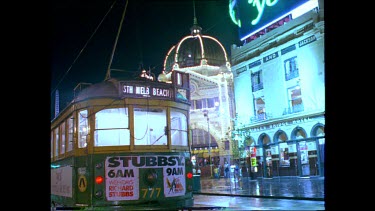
[51,71,194,210]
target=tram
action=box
[50,70,194,210]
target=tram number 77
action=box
[141,188,161,198]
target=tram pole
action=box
[105,0,129,80]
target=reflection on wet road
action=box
[191,194,325,210]
[198,176,324,199]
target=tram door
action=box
[76,109,91,205]
[75,156,90,205]
[73,156,90,204]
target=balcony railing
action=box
[250,112,272,123]
[282,104,304,115]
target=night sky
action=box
[50,0,241,119]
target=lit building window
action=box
[288,86,304,113]
[193,97,219,110]
[284,56,299,81]
[254,97,266,120]
[251,70,263,91]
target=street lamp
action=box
[203,110,213,178]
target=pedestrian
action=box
[224,166,229,178]
[214,167,219,179]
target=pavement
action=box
[194,176,324,200]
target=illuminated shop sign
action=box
[119,82,174,100]
[229,0,318,41]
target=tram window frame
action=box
[78,109,89,148]
[133,107,168,146]
[67,115,74,153]
[50,131,54,159]
[59,121,66,157]
[170,108,188,146]
[94,107,130,146]
[54,127,59,159]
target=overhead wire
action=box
[51,0,118,96]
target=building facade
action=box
[230,1,325,178]
[157,17,235,177]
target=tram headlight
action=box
[144,169,158,187]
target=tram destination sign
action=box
[119,82,174,100]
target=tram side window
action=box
[51,131,54,159]
[54,127,59,157]
[171,109,188,146]
[67,115,74,152]
[134,108,167,145]
[94,108,130,146]
[78,110,88,148]
[60,121,66,155]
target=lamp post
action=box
[203,110,213,178]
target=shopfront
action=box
[245,123,324,178]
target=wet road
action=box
[197,176,324,199]
[189,194,325,210]
[53,177,325,210]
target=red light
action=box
[187,172,193,179]
[95,176,104,184]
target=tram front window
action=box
[171,109,188,146]
[94,108,130,146]
[134,108,167,145]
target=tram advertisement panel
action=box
[105,155,185,201]
[51,166,73,197]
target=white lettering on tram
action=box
[135,86,149,95]
[107,156,184,168]
[122,85,133,94]
[152,88,170,97]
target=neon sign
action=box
[229,0,318,41]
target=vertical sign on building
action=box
[299,141,309,164]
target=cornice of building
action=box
[231,10,323,67]
[237,110,325,131]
